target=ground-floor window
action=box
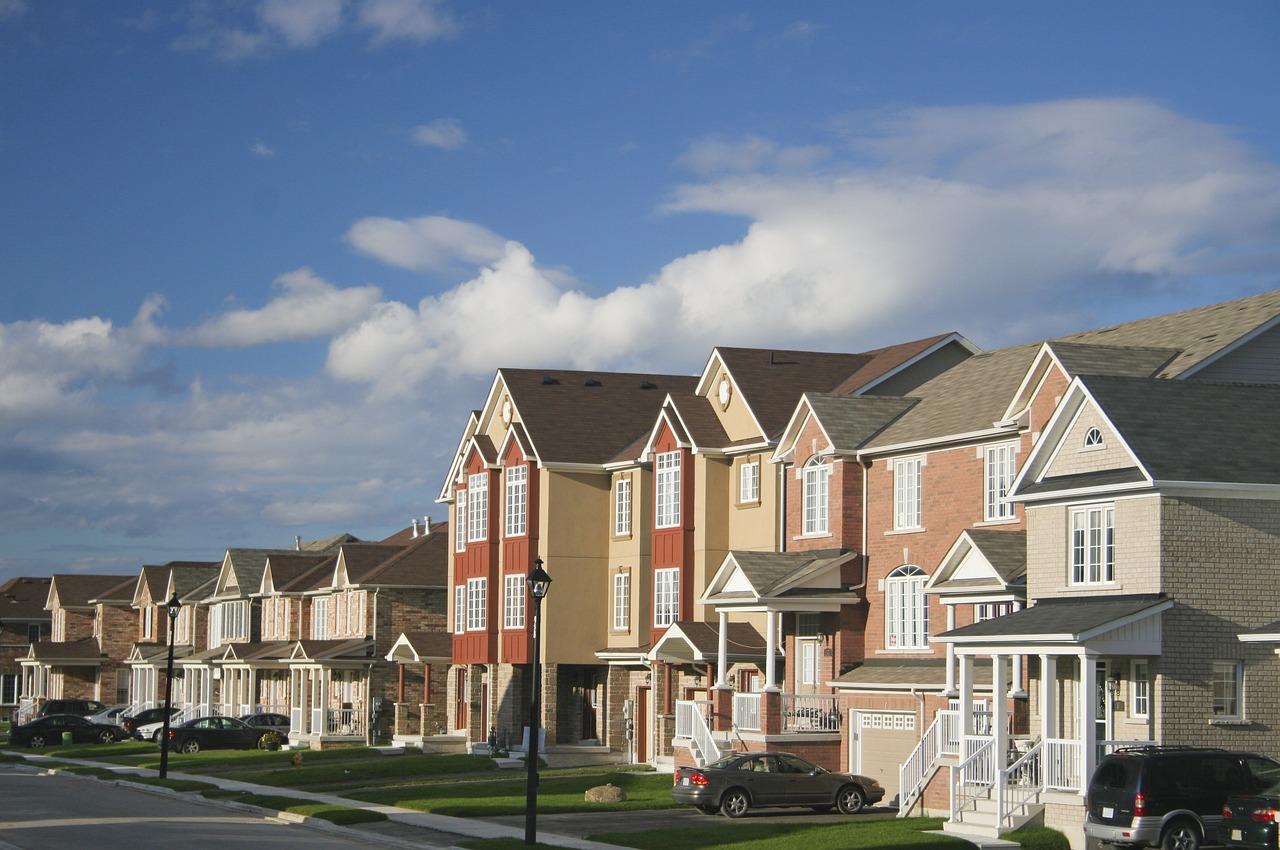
[1212,660,1243,720]
[0,674,16,705]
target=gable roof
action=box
[775,393,919,461]
[26,636,104,663]
[167,562,220,603]
[49,574,136,609]
[355,523,448,586]
[647,621,773,662]
[926,530,1027,597]
[385,630,452,662]
[133,565,170,607]
[1044,341,1181,380]
[259,552,334,595]
[0,577,51,620]
[703,549,859,603]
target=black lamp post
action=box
[524,558,552,845]
[158,593,181,779]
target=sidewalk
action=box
[7,750,632,850]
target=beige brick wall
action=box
[1043,407,1134,478]
[1025,495,1160,599]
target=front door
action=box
[1096,660,1112,758]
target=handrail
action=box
[952,736,994,822]
[998,739,1042,830]
[688,702,723,766]
[899,711,946,817]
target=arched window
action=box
[886,565,928,650]
[802,456,831,536]
[1083,427,1104,448]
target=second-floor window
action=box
[141,607,154,640]
[655,451,681,528]
[312,596,330,640]
[1070,504,1115,584]
[974,602,1012,622]
[613,572,630,631]
[894,457,923,530]
[175,606,192,644]
[614,478,632,536]
[453,586,465,634]
[466,577,487,630]
[503,574,525,629]
[654,567,679,627]
[740,460,760,503]
[27,624,42,643]
[335,591,367,637]
[505,466,527,537]
[467,473,488,542]
[886,565,928,650]
[455,489,467,552]
[984,442,1018,521]
[211,600,248,646]
[802,458,830,535]
[264,596,290,640]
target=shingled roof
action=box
[0,577,51,620]
[50,574,136,608]
[803,394,919,453]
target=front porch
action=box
[384,631,454,748]
[286,639,376,747]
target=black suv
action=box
[35,699,106,719]
[1086,747,1280,850]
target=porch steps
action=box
[946,787,1043,838]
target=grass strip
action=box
[1005,826,1071,850]
[348,771,678,816]
[226,752,493,788]
[231,792,388,825]
[48,741,157,759]
[590,818,964,850]
[459,841,566,850]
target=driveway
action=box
[487,805,900,838]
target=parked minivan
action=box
[1086,747,1280,850]
[35,699,106,719]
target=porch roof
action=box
[25,637,103,664]
[1238,622,1280,644]
[703,548,860,607]
[288,638,375,662]
[218,640,293,662]
[127,641,191,663]
[177,646,227,664]
[927,528,1026,598]
[832,658,992,690]
[936,593,1171,650]
[385,631,451,663]
[647,621,775,664]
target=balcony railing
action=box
[781,693,840,733]
[253,703,289,716]
[326,707,365,737]
[732,693,761,731]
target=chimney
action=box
[411,518,419,538]
[294,535,302,550]
[424,515,433,536]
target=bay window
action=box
[655,451,681,528]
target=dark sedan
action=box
[1223,776,1280,848]
[240,712,290,734]
[10,714,127,748]
[672,751,884,818]
[167,715,285,753]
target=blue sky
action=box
[2,0,1279,579]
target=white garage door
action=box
[851,711,918,805]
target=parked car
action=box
[86,704,130,727]
[1086,746,1280,850]
[126,706,182,742]
[672,751,884,818]
[35,699,106,719]
[10,714,127,748]
[240,712,290,734]
[167,716,286,753]
[1220,766,1280,849]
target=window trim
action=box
[799,639,819,686]
[455,489,467,553]
[503,573,526,630]
[466,577,487,631]
[453,585,465,635]
[1069,503,1115,585]
[885,565,929,651]
[801,457,831,536]
[504,465,527,538]
[1211,660,1243,721]
[312,596,330,640]
[612,571,631,632]
[739,458,761,505]
[1130,659,1150,719]
[1082,426,1105,450]
[983,441,1018,522]
[467,473,488,543]
[653,567,679,628]
[614,476,632,538]
[893,456,924,531]
[655,451,681,529]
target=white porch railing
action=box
[290,707,303,735]
[674,699,708,740]
[1043,738,1081,791]
[781,693,840,733]
[732,693,761,732]
[326,707,365,737]
[174,704,201,724]
[674,699,722,766]
[254,703,289,715]
[898,709,959,816]
[998,740,1042,831]
[16,698,37,725]
[951,736,995,823]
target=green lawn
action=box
[38,741,156,759]
[590,818,965,850]
[89,744,385,772]
[224,752,493,788]
[347,771,679,816]
[225,792,388,825]
[458,841,565,850]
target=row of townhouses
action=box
[4,289,1279,847]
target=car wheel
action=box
[29,735,45,749]
[1161,820,1200,850]
[181,739,200,754]
[720,788,750,818]
[97,730,114,744]
[152,730,162,743]
[836,785,866,814]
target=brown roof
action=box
[501,368,698,465]
[334,543,408,586]
[0,577,51,620]
[27,636,103,662]
[667,394,731,448]
[137,565,170,603]
[357,524,448,587]
[290,638,374,660]
[262,553,336,593]
[391,630,452,661]
[50,574,136,608]
[834,659,993,688]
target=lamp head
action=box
[529,558,552,599]
[166,593,182,621]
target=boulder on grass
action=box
[584,783,627,803]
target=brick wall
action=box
[786,416,863,553]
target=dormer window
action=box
[1083,427,1104,449]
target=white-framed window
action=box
[467,473,488,542]
[1131,659,1150,719]
[455,489,467,552]
[0,673,17,705]
[175,606,191,644]
[886,565,928,650]
[740,460,760,503]
[311,596,329,640]
[453,585,465,635]
[1083,427,1104,448]
[1070,504,1115,584]
[1212,661,1243,719]
[655,451,681,528]
[504,574,525,629]
[654,567,679,627]
[893,457,923,530]
[799,640,819,686]
[614,478,632,536]
[802,458,830,535]
[217,600,248,643]
[141,607,154,640]
[505,466,527,538]
[466,577,487,631]
[983,442,1018,521]
[974,602,1012,623]
[612,572,630,631]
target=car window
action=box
[1093,761,1130,790]
[1247,758,1280,790]
[67,717,89,726]
[778,754,818,774]
[734,758,758,771]
[1199,756,1246,792]
[193,718,214,729]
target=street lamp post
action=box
[524,559,552,846]
[158,593,181,779]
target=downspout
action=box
[778,460,787,553]
[860,459,870,588]
[370,587,380,746]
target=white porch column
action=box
[764,610,778,690]
[716,610,729,688]
[1009,602,1025,698]
[959,653,974,736]
[943,605,957,696]
[318,669,330,735]
[991,653,1008,767]
[248,668,257,711]
[1040,654,1057,739]
[1079,654,1098,797]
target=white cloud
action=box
[259,0,344,48]
[411,118,466,150]
[678,135,829,175]
[344,215,507,272]
[185,268,382,347]
[250,140,276,158]
[329,99,1280,399]
[356,0,456,45]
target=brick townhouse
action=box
[0,577,50,719]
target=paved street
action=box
[487,804,899,837]
[0,765,377,849]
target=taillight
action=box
[1224,804,1233,818]
[673,768,681,785]
[1133,793,1146,817]
[167,729,176,738]
[1252,808,1280,823]
[687,771,709,787]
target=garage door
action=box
[851,711,917,805]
